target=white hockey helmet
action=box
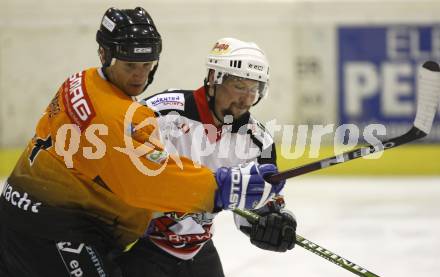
[206,37,269,105]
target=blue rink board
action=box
[338,25,440,142]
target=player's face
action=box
[108,60,157,96]
[215,76,260,120]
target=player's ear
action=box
[206,69,215,85]
[98,46,106,65]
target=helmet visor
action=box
[219,74,267,105]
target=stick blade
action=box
[414,61,440,134]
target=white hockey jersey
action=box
[141,86,277,260]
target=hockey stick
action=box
[233,208,381,277]
[267,61,440,184]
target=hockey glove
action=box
[214,162,284,211]
[240,202,297,252]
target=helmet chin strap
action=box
[142,62,159,92]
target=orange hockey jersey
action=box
[6,67,217,246]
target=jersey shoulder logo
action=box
[62,71,96,131]
[144,92,185,112]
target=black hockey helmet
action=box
[96,7,162,66]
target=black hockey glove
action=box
[240,202,297,252]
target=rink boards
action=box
[1,144,440,178]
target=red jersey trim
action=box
[150,237,201,253]
[62,71,96,131]
[193,87,221,142]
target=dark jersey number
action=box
[29,136,52,164]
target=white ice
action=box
[213,177,440,277]
[1,177,439,277]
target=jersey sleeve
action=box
[50,71,218,214]
[258,143,277,166]
[247,117,277,166]
[94,104,217,213]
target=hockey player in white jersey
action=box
[117,38,297,277]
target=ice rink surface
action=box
[213,177,440,277]
[1,177,439,277]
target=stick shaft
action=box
[233,208,381,277]
[267,126,426,183]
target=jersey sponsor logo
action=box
[65,258,83,277]
[102,15,116,32]
[1,182,42,213]
[150,213,214,240]
[57,242,107,277]
[85,246,106,277]
[150,214,214,252]
[57,242,85,254]
[62,71,96,131]
[145,93,185,111]
[146,150,168,165]
[167,232,212,244]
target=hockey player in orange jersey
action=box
[0,7,285,277]
[116,38,297,277]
